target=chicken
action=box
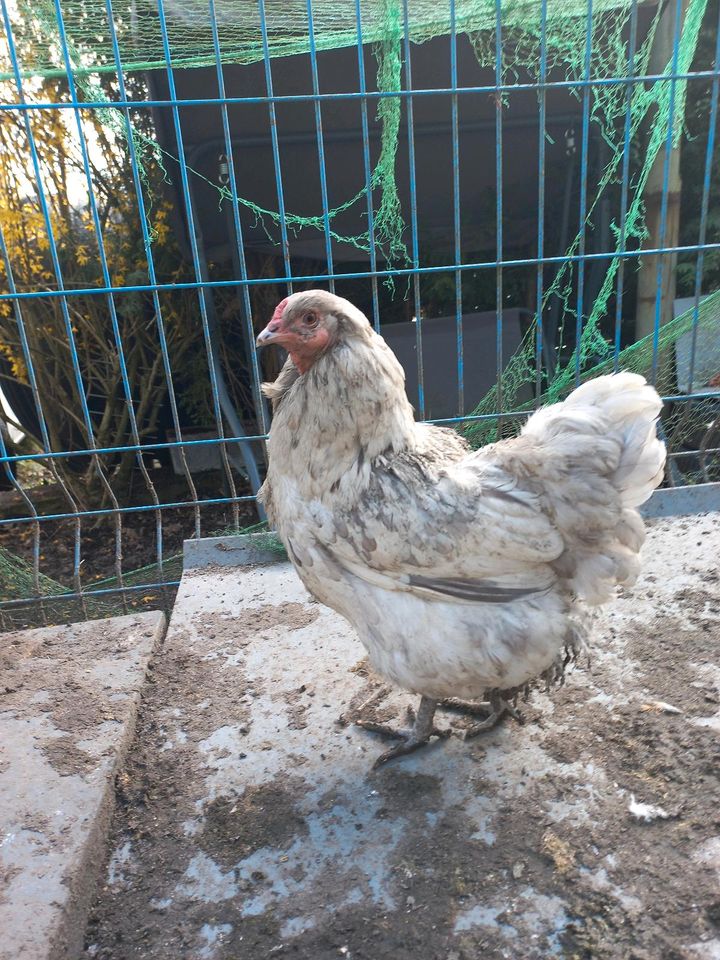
[256,290,666,766]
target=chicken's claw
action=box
[369,728,452,769]
[354,695,451,768]
[462,711,506,739]
[464,699,524,739]
[438,693,524,739]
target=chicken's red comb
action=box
[271,297,289,323]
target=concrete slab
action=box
[183,533,285,569]
[0,611,166,960]
[639,481,720,518]
[85,515,720,959]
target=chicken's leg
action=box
[356,695,451,768]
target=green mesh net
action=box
[6,0,709,270]
[0,543,179,628]
[9,0,656,79]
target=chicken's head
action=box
[256,290,370,374]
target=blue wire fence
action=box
[0,0,718,626]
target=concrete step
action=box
[84,514,720,960]
[0,611,166,960]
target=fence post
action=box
[635,0,690,343]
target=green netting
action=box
[466,288,720,455]
[0,554,108,628]
[6,0,708,270]
[0,545,70,603]
[9,0,656,79]
[465,0,711,439]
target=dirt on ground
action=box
[82,517,720,960]
[0,616,162,782]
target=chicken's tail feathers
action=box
[521,372,666,604]
[564,371,666,508]
[523,371,666,509]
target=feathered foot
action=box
[356,695,451,768]
[438,693,524,739]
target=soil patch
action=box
[201,781,311,869]
[41,737,97,777]
[83,516,720,960]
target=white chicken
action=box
[256,290,666,766]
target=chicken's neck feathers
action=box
[266,332,417,503]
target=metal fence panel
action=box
[0,0,718,625]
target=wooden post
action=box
[635,0,690,342]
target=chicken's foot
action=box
[356,695,451,768]
[438,693,524,739]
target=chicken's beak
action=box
[257,297,291,348]
[256,323,282,348]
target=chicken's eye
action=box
[303,312,319,327]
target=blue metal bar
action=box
[177,16,268,518]
[0,434,271,466]
[402,0,425,419]
[495,0,504,417]
[613,0,639,370]
[354,0,381,331]
[208,0,268,437]
[0,495,257,528]
[574,0,594,386]
[450,0,464,415]
[651,0,686,382]
[257,0,293,290]
[687,0,720,392]
[450,0,464,414]
[434,389,720,416]
[535,0,549,402]
[155,0,243,526]
[2,380,714,471]
[2,70,719,112]
[305,0,335,292]
[103,0,185,581]
[3,241,719,304]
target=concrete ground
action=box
[0,611,166,960]
[80,513,720,960]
